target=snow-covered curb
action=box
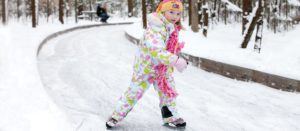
[37,22,133,56]
[124,32,300,92]
[33,22,133,130]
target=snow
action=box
[0,16,300,131]
[0,17,136,131]
[38,25,300,131]
[288,0,300,6]
[0,22,74,131]
[221,0,242,12]
[126,21,300,80]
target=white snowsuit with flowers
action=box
[111,13,181,123]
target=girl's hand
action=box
[178,42,185,49]
[174,57,188,72]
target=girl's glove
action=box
[171,56,188,73]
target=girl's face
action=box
[163,10,181,24]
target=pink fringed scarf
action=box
[155,25,184,98]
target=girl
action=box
[106,0,188,129]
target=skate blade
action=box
[163,123,186,130]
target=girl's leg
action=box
[110,76,151,122]
[153,75,180,123]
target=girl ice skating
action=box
[106,0,188,129]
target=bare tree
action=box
[89,0,92,11]
[66,0,70,19]
[271,0,279,33]
[224,3,228,24]
[182,0,186,21]
[198,0,202,26]
[59,0,64,24]
[242,0,252,34]
[189,0,192,25]
[46,0,50,22]
[17,0,21,20]
[211,0,217,21]
[254,0,265,53]
[31,0,36,27]
[1,0,6,25]
[202,0,209,37]
[148,0,157,13]
[217,0,221,22]
[190,0,199,32]
[241,0,263,48]
[133,0,139,17]
[75,0,78,23]
[285,0,288,19]
[128,0,133,17]
[142,0,146,29]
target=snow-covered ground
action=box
[0,18,136,131]
[1,17,300,131]
[0,21,77,131]
[37,25,300,131]
[127,22,300,80]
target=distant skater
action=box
[96,4,109,23]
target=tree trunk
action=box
[224,3,227,24]
[142,0,147,29]
[25,0,30,17]
[66,0,70,18]
[31,0,36,27]
[128,0,133,17]
[75,0,78,23]
[188,0,192,25]
[217,0,221,22]
[266,0,270,28]
[132,0,138,17]
[89,0,93,21]
[242,0,252,34]
[181,0,185,20]
[59,0,64,24]
[272,0,279,33]
[89,0,92,10]
[203,0,208,37]
[241,1,263,48]
[191,0,199,32]
[278,0,282,16]
[149,0,154,12]
[1,0,6,25]
[285,0,288,19]
[47,0,50,22]
[211,0,217,20]
[198,0,202,26]
[254,0,264,52]
[17,0,21,20]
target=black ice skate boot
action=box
[105,117,118,129]
[161,106,186,128]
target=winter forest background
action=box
[1,0,300,131]
[1,0,300,49]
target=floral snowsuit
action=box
[111,13,182,123]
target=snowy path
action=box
[37,25,300,131]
